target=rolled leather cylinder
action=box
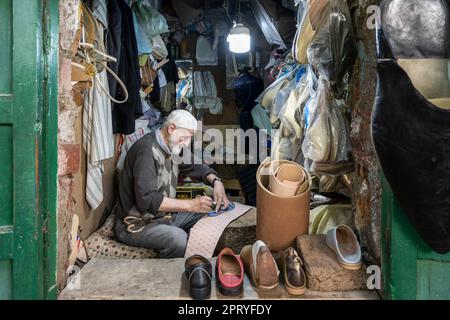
[256,159,311,252]
[269,163,306,197]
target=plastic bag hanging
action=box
[302,78,332,162]
[292,0,331,64]
[249,0,287,50]
[132,1,169,37]
[306,0,356,98]
[302,77,350,163]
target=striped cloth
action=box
[93,0,108,29]
[83,24,114,209]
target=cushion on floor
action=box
[84,214,158,260]
[85,208,257,260]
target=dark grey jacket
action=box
[115,131,217,220]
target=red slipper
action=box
[216,248,244,296]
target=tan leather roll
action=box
[269,163,305,197]
[257,159,311,252]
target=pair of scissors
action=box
[208,202,236,217]
[123,216,146,233]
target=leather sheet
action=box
[373,61,450,253]
[184,203,254,258]
[372,0,450,253]
[380,0,450,59]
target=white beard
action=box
[170,144,183,155]
[168,136,184,155]
[168,130,192,155]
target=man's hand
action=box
[189,196,214,213]
[212,180,230,212]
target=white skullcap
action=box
[166,109,198,131]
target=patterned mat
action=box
[184,202,254,258]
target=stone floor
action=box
[59,258,380,300]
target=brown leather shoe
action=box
[277,247,306,295]
[240,241,279,290]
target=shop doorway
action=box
[0,0,58,300]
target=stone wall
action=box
[57,0,81,291]
[57,0,117,291]
[349,0,382,266]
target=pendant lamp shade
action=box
[227,22,251,53]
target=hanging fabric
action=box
[193,71,223,114]
[68,1,120,209]
[196,35,218,66]
[83,28,115,210]
[92,0,108,29]
[107,0,143,135]
[160,82,176,114]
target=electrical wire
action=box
[223,0,234,24]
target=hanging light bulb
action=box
[227,22,251,53]
[226,0,251,53]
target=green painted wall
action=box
[382,176,450,300]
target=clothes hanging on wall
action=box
[251,104,272,133]
[83,28,115,209]
[92,0,108,29]
[160,72,177,113]
[107,0,143,135]
[149,69,161,104]
[160,82,176,114]
[196,35,218,66]
[234,71,264,130]
[193,71,223,114]
[161,55,179,84]
[177,76,193,109]
[79,2,115,210]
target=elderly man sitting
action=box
[114,110,229,258]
